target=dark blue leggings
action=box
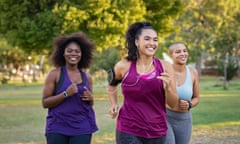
[46,133,92,144]
[116,131,166,144]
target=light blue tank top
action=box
[176,67,193,101]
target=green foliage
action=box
[0,0,183,54]
[0,0,64,53]
[0,38,30,68]
[90,47,120,72]
[144,0,184,35]
[164,0,240,66]
[217,56,239,81]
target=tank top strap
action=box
[185,66,192,84]
[80,70,89,87]
[130,60,137,74]
[153,58,164,74]
[125,58,163,78]
[54,66,65,94]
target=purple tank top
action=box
[117,58,167,138]
[45,66,98,136]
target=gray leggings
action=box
[164,109,192,144]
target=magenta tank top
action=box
[117,58,167,138]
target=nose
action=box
[149,39,157,46]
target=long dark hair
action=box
[125,21,156,61]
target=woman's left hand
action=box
[81,87,93,102]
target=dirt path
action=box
[191,126,240,144]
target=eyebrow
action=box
[143,35,158,39]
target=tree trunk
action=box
[195,55,202,79]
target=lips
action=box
[179,56,187,61]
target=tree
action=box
[217,56,239,81]
[0,38,29,70]
[164,0,240,80]
[0,0,184,53]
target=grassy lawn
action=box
[0,76,239,144]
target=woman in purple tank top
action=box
[107,21,179,144]
[42,32,98,144]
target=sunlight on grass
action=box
[193,122,240,137]
[195,121,240,128]
[200,93,239,97]
[0,100,40,106]
[92,133,115,144]
[192,121,240,144]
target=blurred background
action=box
[0,0,239,144]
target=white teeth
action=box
[147,48,154,51]
[71,57,76,61]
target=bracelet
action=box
[63,91,69,99]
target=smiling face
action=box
[135,29,158,57]
[169,43,188,65]
[64,42,82,66]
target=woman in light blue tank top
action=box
[164,42,200,144]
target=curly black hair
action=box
[125,21,156,61]
[50,32,95,69]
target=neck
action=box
[172,64,185,72]
[66,64,79,71]
[137,57,154,74]
[137,56,153,65]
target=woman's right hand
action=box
[109,104,119,119]
[178,100,189,111]
[66,83,78,96]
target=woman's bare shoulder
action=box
[188,66,199,82]
[115,59,131,71]
[45,67,61,82]
[159,59,173,71]
[114,59,131,79]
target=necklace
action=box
[139,59,153,74]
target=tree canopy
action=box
[1,0,239,80]
[0,0,184,53]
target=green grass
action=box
[0,76,240,144]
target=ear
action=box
[135,39,139,48]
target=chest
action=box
[66,70,83,84]
[175,72,187,86]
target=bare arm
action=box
[42,68,66,108]
[158,60,179,108]
[107,60,130,118]
[190,67,200,108]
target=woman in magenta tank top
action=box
[42,32,98,144]
[107,21,179,144]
